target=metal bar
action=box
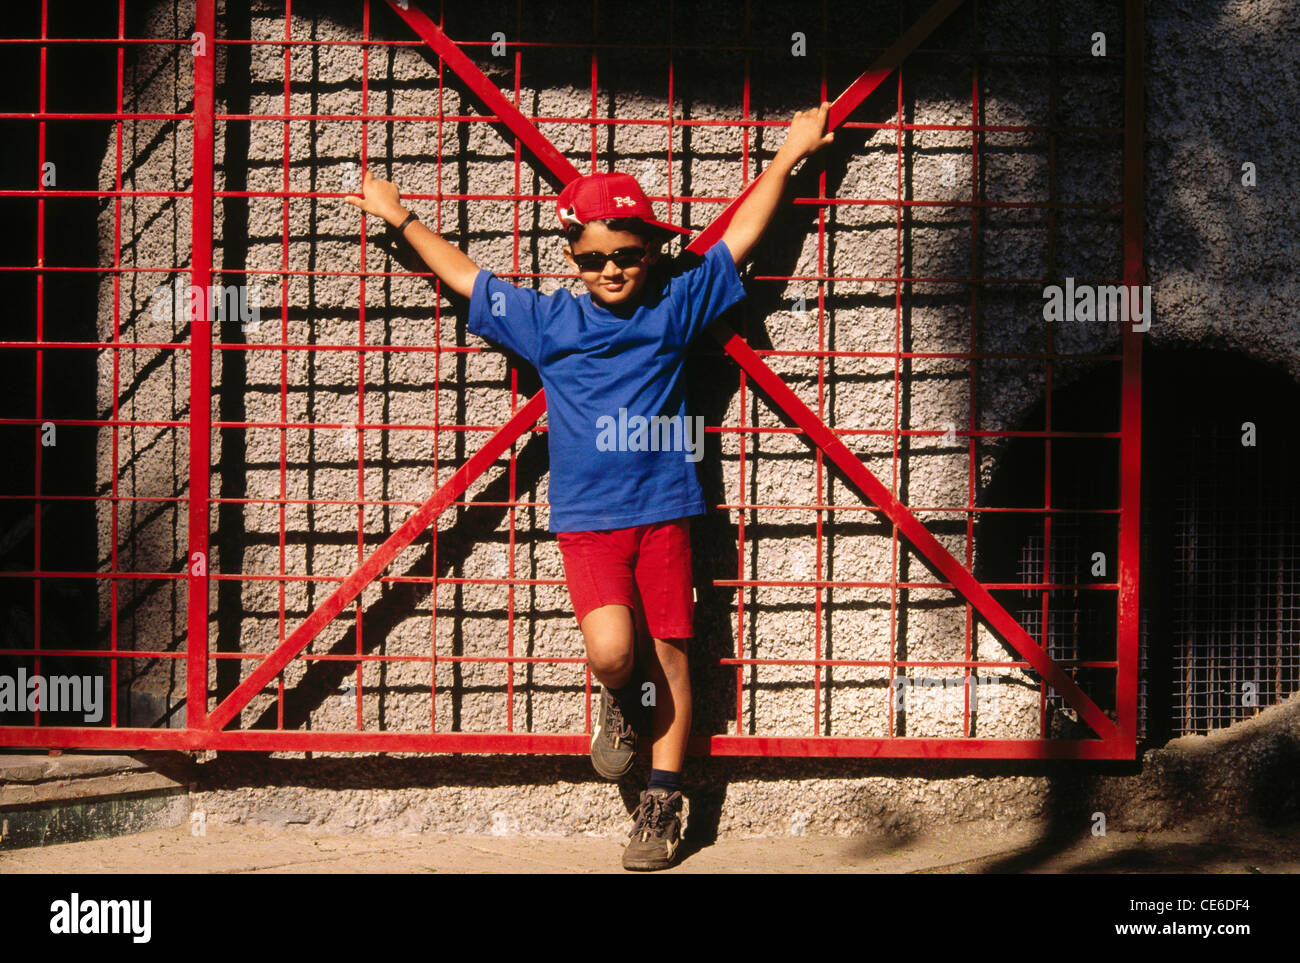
[889,35,904,738]
[0,185,1125,204]
[34,0,47,725]
[383,0,582,183]
[187,0,216,729]
[355,0,370,730]
[110,0,125,727]
[1114,0,1145,755]
[813,4,828,734]
[963,0,981,737]
[507,4,523,732]
[279,0,293,730]
[0,573,1117,593]
[431,2,446,732]
[0,726,1124,759]
[735,0,750,736]
[1042,0,1059,741]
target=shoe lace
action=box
[606,691,636,746]
[630,791,679,841]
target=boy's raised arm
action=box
[344,167,481,299]
[719,102,835,268]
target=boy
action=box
[344,102,833,870]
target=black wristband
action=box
[396,210,418,234]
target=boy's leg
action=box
[632,517,695,771]
[580,603,647,781]
[644,633,692,773]
[578,602,637,690]
[628,601,690,765]
[624,518,693,870]
[557,527,648,780]
[559,527,641,692]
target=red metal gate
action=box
[1,0,1143,758]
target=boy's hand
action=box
[719,102,835,267]
[776,102,834,165]
[343,167,406,226]
[345,163,481,299]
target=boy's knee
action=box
[586,636,635,682]
[579,604,637,682]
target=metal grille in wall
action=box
[1166,428,1300,735]
[993,351,1300,741]
[1141,354,1300,739]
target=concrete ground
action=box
[3,820,1299,873]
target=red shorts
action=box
[556,516,695,639]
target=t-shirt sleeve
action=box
[467,268,543,366]
[670,238,748,346]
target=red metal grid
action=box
[0,0,1142,758]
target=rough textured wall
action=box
[1145,0,1300,374]
[91,0,1299,837]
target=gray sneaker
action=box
[590,684,637,780]
[623,788,684,871]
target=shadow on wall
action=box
[0,2,168,721]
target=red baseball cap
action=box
[556,171,690,237]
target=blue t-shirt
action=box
[467,239,747,532]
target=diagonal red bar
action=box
[210,0,1114,743]
[827,0,966,132]
[385,0,582,184]
[206,393,545,730]
[713,332,1118,742]
[686,0,969,253]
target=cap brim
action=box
[643,218,692,237]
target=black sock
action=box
[611,675,642,710]
[648,768,681,793]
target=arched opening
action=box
[976,346,1300,745]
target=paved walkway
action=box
[3,821,1298,873]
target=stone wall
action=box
[87,0,1300,837]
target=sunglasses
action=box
[571,246,648,273]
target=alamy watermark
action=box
[49,893,151,943]
[893,674,1004,713]
[595,408,705,463]
[0,669,103,722]
[149,277,264,332]
[1041,278,1151,333]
